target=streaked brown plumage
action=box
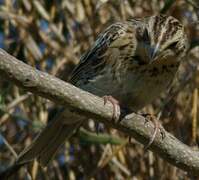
[17,15,189,166]
[70,15,188,110]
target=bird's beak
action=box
[149,45,159,63]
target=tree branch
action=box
[0,48,198,175]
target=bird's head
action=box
[131,15,189,65]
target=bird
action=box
[16,14,188,167]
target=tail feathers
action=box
[17,115,81,166]
[38,122,81,166]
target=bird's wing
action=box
[69,22,135,85]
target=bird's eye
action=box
[168,41,178,49]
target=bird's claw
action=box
[103,95,120,122]
[141,113,166,150]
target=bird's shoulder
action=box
[69,21,137,84]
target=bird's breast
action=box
[78,63,178,111]
[120,63,179,110]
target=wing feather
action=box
[69,22,135,86]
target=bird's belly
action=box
[79,70,122,97]
[120,69,176,110]
[79,67,177,111]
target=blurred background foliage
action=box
[0,0,199,179]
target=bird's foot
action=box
[141,113,166,150]
[103,95,120,121]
